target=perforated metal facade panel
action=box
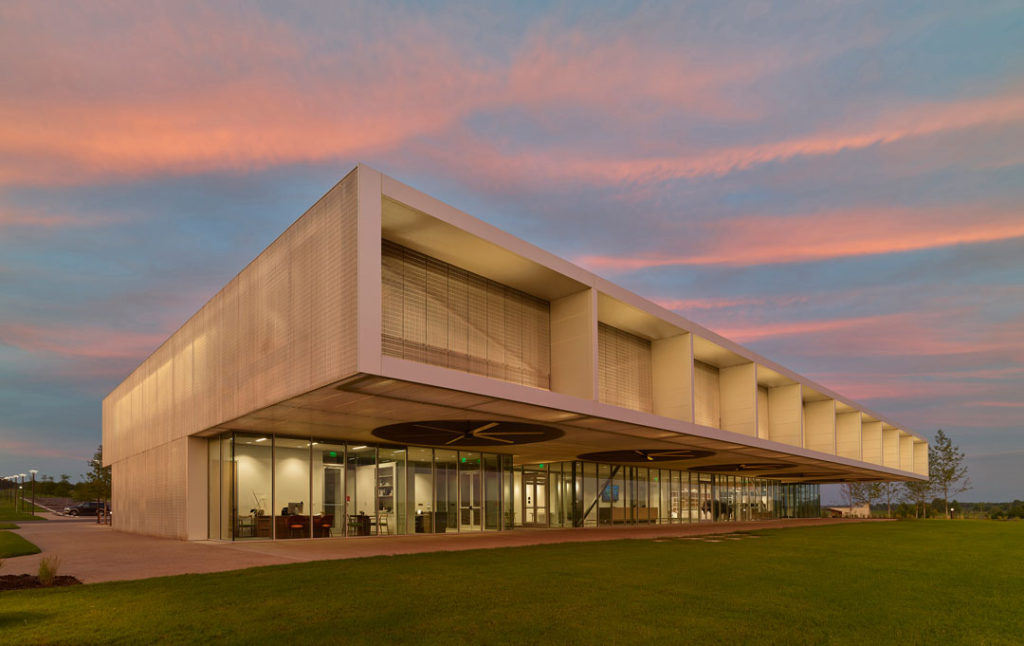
[381,240,551,389]
[103,170,360,470]
[598,323,653,413]
[112,438,187,539]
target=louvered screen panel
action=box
[425,257,449,368]
[381,246,405,359]
[486,281,506,380]
[381,241,550,389]
[598,323,653,413]
[447,266,470,372]
[466,272,489,376]
[402,249,427,364]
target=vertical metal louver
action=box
[598,323,653,413]
[381,240,551,389]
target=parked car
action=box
[63,501,109,516]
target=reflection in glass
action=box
[434,449,458,533]
[347,445,376,535]
[582,462,598,527]
[483,454,500,530]
[408,447,435,533]
[378,447,406,535]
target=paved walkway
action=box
[3,517,883,584]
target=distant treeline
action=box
[16,473,105,501]
[870,499,1024,520]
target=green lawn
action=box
[1,521,1022,644]
[0,530,40,558]
[0,498,45,522]
[0,522,19,529]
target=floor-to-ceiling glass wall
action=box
[378,447,406,535]
[211,434,821,539]
[458,452,481,532]
[233,433,272,539]
[313,442,345,538]
[483,454,500,531]
[408,447,435,533]
[275,437,312,538]
[434,449,458,533]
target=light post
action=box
[30,469,38,515]
[19,473,26,513]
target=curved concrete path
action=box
[3,517,882,584]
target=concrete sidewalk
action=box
[3,517,880,584]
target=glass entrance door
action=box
[522,470,548,527]
[459,452,481,531]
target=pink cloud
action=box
[0,207,118,229]
[963,401,1024,408]
[0,323,165,360]
[3,4,1018,189]
[0,436,91,461]
[576,203,1024,269]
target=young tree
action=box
[902,479,933,518]
[879,481,901,519]
[76,445,112,502]
[930,430,971,519]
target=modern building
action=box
[102,165,928,540]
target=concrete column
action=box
[862,421,883,465]
[767,384,802,447]
[913,441,929,477]
[550,288,597,400]
[652,333,693,422]
[804,399,836,454]
[883,426,900,469]
[836,412,862,460]
[720,363,757,436]
[899,433,914,472]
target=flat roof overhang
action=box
[202,360,925,484]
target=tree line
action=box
[841,429,977,519]
[23,446,111,502]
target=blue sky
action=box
[0,1,1021,500]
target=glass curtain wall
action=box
[211,435,822,540]
[211,434,511,540]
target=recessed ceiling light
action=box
[255,438,267,443]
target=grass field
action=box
[0,499,45,522]
[0,530,41,558]
[1,521,1021,644]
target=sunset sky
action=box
[1,2,1020,500]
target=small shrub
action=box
[38,555,61,586]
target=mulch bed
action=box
[0,574,83,591]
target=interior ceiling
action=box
[210,375,910,484]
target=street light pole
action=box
[19,473,26,513]
[30,469,38,515]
